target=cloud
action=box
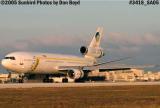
[107,32,160,46]
[0,35,85,51]
[13,42,30,50]
[1,32,160,57]
[103,32,160,56]
[29,35,82,46]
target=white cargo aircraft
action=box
[1,27,130,82]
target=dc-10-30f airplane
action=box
[1,27,130,83]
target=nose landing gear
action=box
[18,74,28,83]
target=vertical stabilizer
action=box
[89,27,103,48]
[80,27,104,61]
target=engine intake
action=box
[80,46,88,55]
[80,46,104,58]
[68,69,84,80]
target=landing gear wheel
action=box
[18,74,28,83]
[49,79,54,83]
[62,78,68,83]
[18,79,23,83]
[43,78,48,83]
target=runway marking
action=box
[0,82,160,89]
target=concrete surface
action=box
[0,82,160,88]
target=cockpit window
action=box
[4,56,15,60]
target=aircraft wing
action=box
[58,56,159,72]
[58,64,159,72]
[86,64,158,72]
[58,57,132,70]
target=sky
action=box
[0,0,160,72]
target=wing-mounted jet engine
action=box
[68,69,84,80]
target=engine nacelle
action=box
[68,69,84,80]
[80,46,104,58]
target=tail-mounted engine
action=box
[68,69,84,80]
[80,46,105,58]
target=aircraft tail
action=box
[80,27,104,60]
[89,27,103,48]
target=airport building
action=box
[0,73,19,83]
[89,69,160,82]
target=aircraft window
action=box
[4,57,9,59]
[4,56,15,60]
[10,57,15,60]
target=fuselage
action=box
[1,52,94,74]
[1,27,104,78]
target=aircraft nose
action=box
[1,59,9,69]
